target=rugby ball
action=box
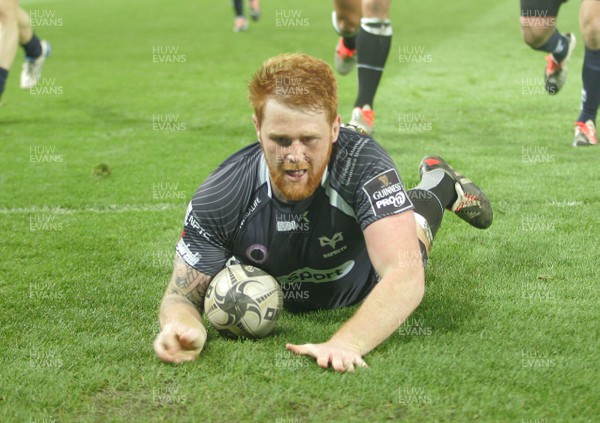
[204,264,283,339]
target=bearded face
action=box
[254,100,340,203]
[267,141,332,201]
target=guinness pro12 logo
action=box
[362,169,412,216]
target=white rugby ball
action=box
[204,264,283,339]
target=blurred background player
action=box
[332,0,392,134]
[232,0,261,32]
[0,0,51,103]
[520,0,599,146]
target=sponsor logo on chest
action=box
[319,232,348,258]
[276,211,310,232]
[278,261,355,284]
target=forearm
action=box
[154,295,208,362]
[154,254,212,362]
[159,295,205,330]
[329,269,424,355]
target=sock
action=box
[408,186,445,267]
[0,68,8,97]
[233,0,243,17]
[22,34,43,59]
[409,188,444,239]
[415,169,457,211]
[409,169,456,239]
[578,47,600,124]
[537,29,570,62]
[343,35,357,51]
[354,18,392,108]
[408,169,457,266]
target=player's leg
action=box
[333,0,362,75]
[408,156,493,262]
[248,0,260,22]
[232,0,248,32]
[0,0,19,100]
[18,7,50,89]
[520,0,575,94]
[333,0,362,35]
[349,0,392,135]
[573,0,600,146]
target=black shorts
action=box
[521,0,569,17]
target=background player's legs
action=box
[333,0,362,76]
[574,0,600,146]
[349,0,392,134]
[232,0,247,32]
[0,0,19,99]
[333,0,362,36]
[17,7,49,90]
[520,0,574,94]
[18,8,41,58]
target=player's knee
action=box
[332,9,360,37]
[582,18,600,50]
[362,0,390,19]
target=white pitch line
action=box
[0,204,183,215]
[20,0,71,5]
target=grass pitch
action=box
[1,0,599,421]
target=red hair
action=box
[248,53,338,125]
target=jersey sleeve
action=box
[356,163,414,230]
[177,202,231,277]
[331,130,414,230]
[176,152,258,276]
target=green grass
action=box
[1,0,599,421]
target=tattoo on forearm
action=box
[161,256,212,312]
[175,265,196,289]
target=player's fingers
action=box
[153,337,170,361]
[286,343,314,357]
[170,349,200,364]
[356,358,369,368]
[331,354,345,372]
[346,353,368,371]
[179,327,206,351]
[153,332,180,363]
[316,351,332,369]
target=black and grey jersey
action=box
[177,127,414,312]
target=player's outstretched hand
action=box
[286,341,368,373]
[153,323,207,364]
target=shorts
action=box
[521,0,569,17]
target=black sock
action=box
[0,68,8,97]
[354,22,392,108]
[406,170,455,266]
[415,169,457,210]
[409,169,458,266]
[22,34,43,59]
[537,29,570,62]
[408,188,445,241]
[233,0,244,17]
[407,169,456,240]
[578,47,600,124]
[343,35,357,51]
